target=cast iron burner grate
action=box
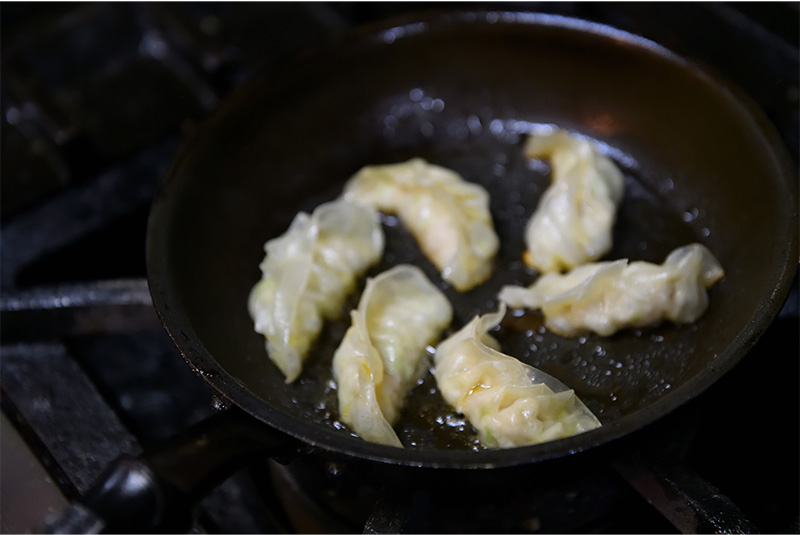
[1,3,797,533]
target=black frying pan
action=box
[145,10,797,472]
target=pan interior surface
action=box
[147,12,797,467]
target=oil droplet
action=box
[211,396,230,411]
[682,207,699,222]
[326,461,344,477]
[333,420,348,431]
[381,214,400,227]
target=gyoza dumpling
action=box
[434,305,601,448]
[248,199,384,383]
[342,158,499,292]
[333,264,453,447]
[499,243,725,337]
[523,128,624,273]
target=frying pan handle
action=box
[613,449,759,534]
[41,407,300,534]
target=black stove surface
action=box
[1,3,797,533]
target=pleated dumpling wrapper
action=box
[333,264,453,447]
[523,128,624,273]
[499,243,725,337]
[434,304,601,448]
[343,158,499,292]
[248,199,384,383]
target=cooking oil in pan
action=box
[294,138,708,450]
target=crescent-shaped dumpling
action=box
[523,128,624,273]
[343,158,499,292]
[333,264,453,447]
[434,305,601,448]
[499,243,725,337]
[248,199,384,383]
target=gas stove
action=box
[1,3,797,533]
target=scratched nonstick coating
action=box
[147,11,797,468]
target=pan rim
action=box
[146,8,799,470]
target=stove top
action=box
[1,3,797,533]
